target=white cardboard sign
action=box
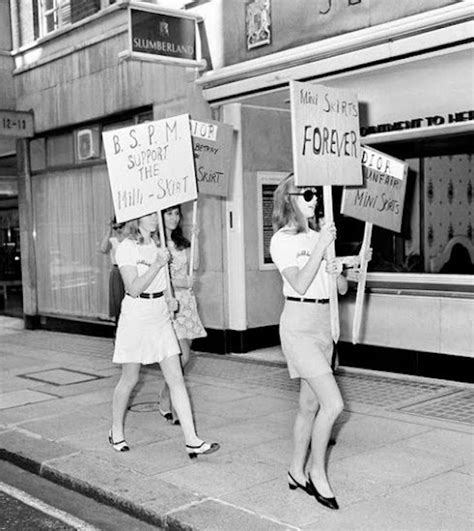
[103,114,197,222]
[290,80,363,186]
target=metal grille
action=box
[399,390,474,425]
[335,372,449,408]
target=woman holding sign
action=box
[109,211,219,459]
[158,205,207,424]
[270,174,348,511]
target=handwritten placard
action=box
[341,146,408,232]
[190,118,234,197]
[103,114,197,222]
[290,80,362,186]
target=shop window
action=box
[336,136,474,276]
[38,0,71,35]
[36,0,102,37]
[71,0,101,23]
[46,133,74,167]
[0,210,21,281]
[32,166,114,318]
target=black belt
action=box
[286,297,329,304]
[127,291,164,299]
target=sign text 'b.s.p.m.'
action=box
[290,80,362,187]
[103,114,197,223]
[341,146,408,232]
[190,118,234,197]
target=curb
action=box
[0,448,193,531]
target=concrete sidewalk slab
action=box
[0,322,473,530]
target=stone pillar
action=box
[16,138,38,324]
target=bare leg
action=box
[112,363,140,441]
[305,373,344,497]
[159,354,201,446]
[289,379,319,485]
[160,338,191,415]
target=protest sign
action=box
[103,114,197,223]
[290,80,362,187]
[341,145,408,232]
[190,118,234,197]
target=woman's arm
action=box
[326,257,348,295]
[189,224,200,271]
[281,223,336,295]
[120,248,169,297]
[99,227,112,254]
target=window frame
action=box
[38,0,62,36]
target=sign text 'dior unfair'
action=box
[290,81,362,186]
[341,146,408,232]
[102,114,197,223]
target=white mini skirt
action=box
[113,295,180,365]
[279,299,333,379]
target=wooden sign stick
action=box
[189,199,198,277]
[158,211,173,296]
[352,221,372,344]
[323,185,340,343]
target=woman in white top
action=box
[270,173,355,510]
[109,211,219,459]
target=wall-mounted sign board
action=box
[190,118,234,197]
[0,109,34,138]
[123,4,205,68]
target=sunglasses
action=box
[288,189,318,202]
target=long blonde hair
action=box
[272,173,317,234]
[121,217,160,246]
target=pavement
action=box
[0,315,473,530]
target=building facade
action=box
[196,0,473,378]
[6,0,474,379]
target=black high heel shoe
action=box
[158,407,173,423]
[186,441,220,459]
[307,475,339,510]
[288,471,312,495]
[108,430,129,452]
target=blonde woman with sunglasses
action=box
[270,173,361,510]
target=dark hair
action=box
[111,216,125,231]
[163,205,190,251]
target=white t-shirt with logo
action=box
[270,227,330,299]
[115,239,166,294]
